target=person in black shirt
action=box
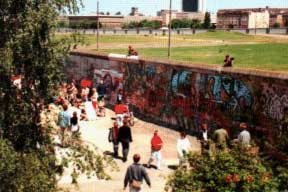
[97,80,106,100]
[118,117,133,162]
[70,111,80,133]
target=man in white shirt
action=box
[238,123,251,146]
[177,132,191,166]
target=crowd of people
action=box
[56,78,252,192]
[56,79,110,145]
[199,122,251,151]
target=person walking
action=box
[176,132,191,166]
[124,154,151,192]
[147,130,163,170]
[118,118,133,162]
[109,122,120,157]
[238,122,251,146]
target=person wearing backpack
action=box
[124,154,151,192]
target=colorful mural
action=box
[67,53,288,149]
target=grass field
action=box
[96,43,288,71]
[58,31,286,45]
[60,31,288,72]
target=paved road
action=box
[59,108,200,192]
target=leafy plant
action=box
[0,0,116,191]
[165,146,280,192]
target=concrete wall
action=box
[66,51,288,146]
[248,11,270,29]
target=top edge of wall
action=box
[70,50,288,80]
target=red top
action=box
[114,104,129,114]
[151,135,163,151]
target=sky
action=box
[79,0,288,15]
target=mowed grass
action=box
[56,31,288,72]
[97,43,288,71]
[57,31,286,45]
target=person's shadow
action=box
[142,163,159,170]
[167,165,178,170]
[103,150,123,160]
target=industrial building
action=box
[217,7,288,29]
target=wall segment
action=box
[67,51,288,148]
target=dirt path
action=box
[59,108,200,192]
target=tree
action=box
[115,11,122,15]
[57,21,69,28]
[273,22,280,28]
[106,12,110,15]
[203,12,211,29]
[0,0,113,191]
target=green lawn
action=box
[96,43,288,72]
[57,31,288,72]
[57,31,286,45]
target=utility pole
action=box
[168,0,172,58]
[96,0,99,50]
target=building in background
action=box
[158,9,205,26]
[129,7,142,16]
[68,15,124,29]
[217,7,288,29]
[182,0,206,13]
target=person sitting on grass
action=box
[128,45,138,56]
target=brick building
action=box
[158,10,205,26]
[217,7,288,29]
[68,15,124,29]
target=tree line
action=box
[56,12,212,30]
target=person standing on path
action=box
[176,132,191,166]
[237,122,251,146]
[124,154,151,192]
[109,122,120,157]
[213,127,229,150]
[57,104,71,146]
[97,80,106,100]
[118,118,133,162]
[147,130,163,170]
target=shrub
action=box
[165,146,279,192]
[0,139,57,192]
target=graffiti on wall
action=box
[67,54,288,155]
[260,85,288,121]
[199,75,253,114]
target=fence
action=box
[56,28,288,35]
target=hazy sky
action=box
[79,0,288,15]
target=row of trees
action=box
[57,12,212,30]
[57,21,102,29]
[122,20,162,29]
[171,12,212,29]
